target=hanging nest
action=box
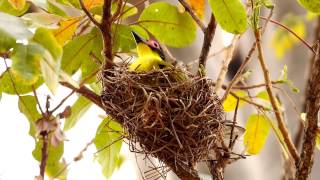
[101,65,230,179]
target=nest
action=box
[101,65,227,178]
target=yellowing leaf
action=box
[244,114,271,155]
[298,0,320,13]
[84,0,103,9]
[53,17,80,45]
[223,90,247,112]
[316,130,320,150]
[271,14,305,59]
[187,0,205,19]
[8,0,25,10]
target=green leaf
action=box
[0,0,30,16]
[22,12,62,29]
[261,0,275,9]
[271,14,305,59]
[47,0,68,17]
[91,2,138,19]
[0,70,43,94]
[208,0,247,34]
[298,0,320,13]
[112,24,136,53]
[94,117,123,179]
[18,95,42,138]
[244,114,271,155]
[0,12,32,39]
[223,90,247,112]
[11,43,43,85]
[63,96,92,131]
[138,2,196,47]
[46,161,67,180]
[34,28,63,60]
[61,30,98,74]
[0,29,16,53]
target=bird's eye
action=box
[153,41,159,48]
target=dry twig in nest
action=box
[101,65,244,179]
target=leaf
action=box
[8,0,25,10]
[0,29,16,53]
[0,70,43,94]
[53,17,81,45]
[34,28,63,60]
[61,30,98,74]
[0,12,33,39]
[18,95,42,138]
[11,43,43,85]
[94,117,123,179]
[22,12,62,29]
[278,65,300,93]
[187,0,205,19]
[63,96,92,131]
[316,131,320,150]
[208,0,247,34]
[112,24,136,52]
[223,90,247,112]
[40,51,61,94]
[298,0,320,13]
[261,0,274,9]
[244,114,271,155]
[84,0,103,9]
[90,2,138,19]
[271,14,305,59]
[268,119,289,159]
[47,0,68,17]
[0,0,29,16]
[138,2,197,48]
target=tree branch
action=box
[198,15,217,70]
[39,131,49,179]
[79,0,101,27]
[177,0,205,32]
[296,17,320,180]
[254,28,300,164]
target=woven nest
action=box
[101,65,227,177]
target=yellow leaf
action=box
[223,90,247,112]
[187,0,205,19]
[316,130,320,150]
[244,114,271,155]
[271,14,305,59]
[84,0,103,10]
[53,17,80,45]
[8,0,25,10]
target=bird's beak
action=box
[132,31,144,44]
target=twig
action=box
[32,85,45,115]
[50,90,75,113]
[177,0,205,32]
[296,18,320,180]
[260,16,316,55]
[229,97,239,148]
[39,131,49,179]
[198,15,217,70]
[222,9,273,101]
[79,0,100,27]
[215,35,241,93]
[59,82,104,111]
[254,28,299,164]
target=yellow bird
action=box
[129,31,170,72]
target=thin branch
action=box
[222,9,273,101]
[79,0,101,27]
[215,35,241,93]
[260,16,316,55]
[198,15,217,70]
[39,131,49,179]
[296,17,320,180]
[254,28,299,163]
[32,85,45,115]
[177,0,206,32]
[59,82,104,111]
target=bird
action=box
[129,31,170,72]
